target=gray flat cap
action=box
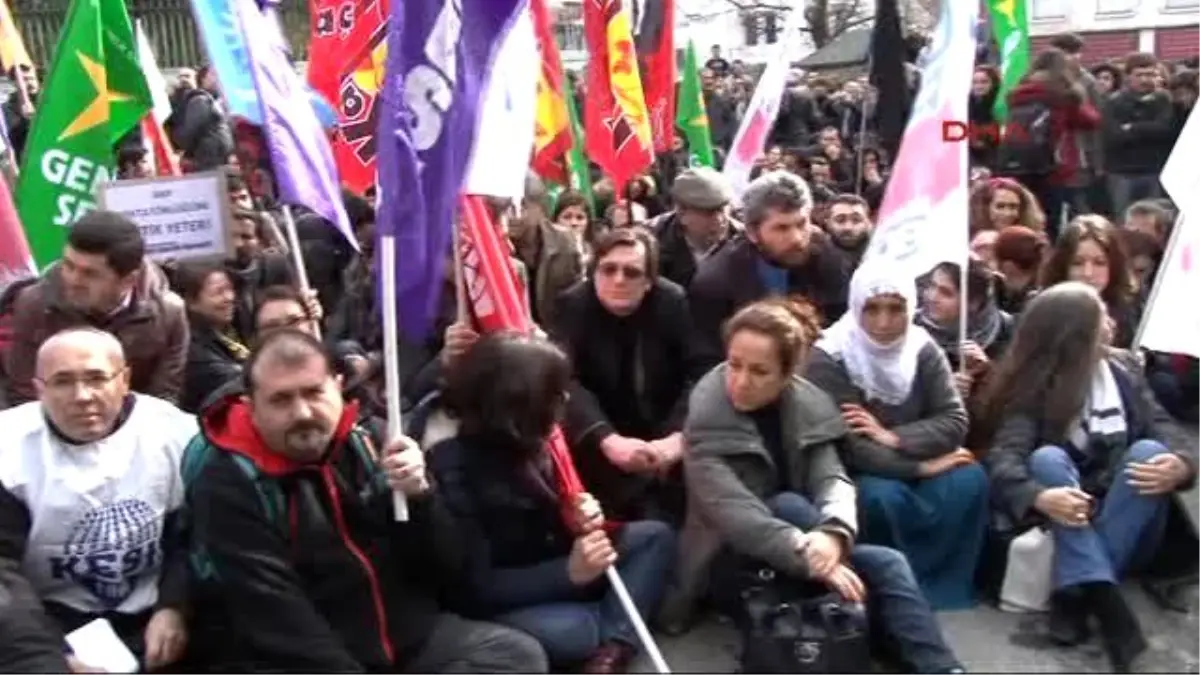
[671,167,733,210]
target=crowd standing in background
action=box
[0,8,1197,675]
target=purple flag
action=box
[236,0,354,248]
[376,0,526,340]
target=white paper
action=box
[65,619,139,674]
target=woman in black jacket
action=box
[175,259,249,413]
[980,282,1197,672]
[550,228,708,525]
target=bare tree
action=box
[803,0,871,49]
[729,0,942,50]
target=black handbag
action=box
[735,566,872,674]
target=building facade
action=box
[1026,0,1198,63]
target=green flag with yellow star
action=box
[987,0,1030,122]
[15,0,151,269]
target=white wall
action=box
[1027,0,1199,35]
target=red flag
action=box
[634,0,675,153]
[141,117,179,177]
[584,0,653,188]
[307,0,389,194]
[458,195,587,524]
[529,0,573,185]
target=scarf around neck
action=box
[816,263,934,406]
[914,298,1004,355]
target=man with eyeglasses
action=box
[0,328,197,672]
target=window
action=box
[742,12,760,46]
[1163,0,1198,10]
[1095,0,1140,14]
[1029,0,1068,19]
[553,2,585,51]
[763,11,780,44]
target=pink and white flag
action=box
[860,0,977,280]
[722,9,803,200]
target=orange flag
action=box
[529,0,572,185]
[584,0,653,188]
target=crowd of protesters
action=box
[0,28,1197,675]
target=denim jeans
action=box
[494,520,676,665]
[767,492,962,673]
[1107,173,1163,219]
[1028,440,1171,590]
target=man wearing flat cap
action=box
[645,167,743,289]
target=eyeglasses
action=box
[36,368,127,394]
[597,262,646,281]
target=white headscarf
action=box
[816,263,935,406]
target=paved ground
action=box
[632,582,1198,673]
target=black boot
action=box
[1047,587,1091,646]
[1082,582,1148,673]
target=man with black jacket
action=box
[184,330,547,673]
[171,66,234,172]
[1103,53,1176,216]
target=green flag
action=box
[988,0,1030,122]
[16,0,152,269]
[676,41,714,168]
[564,91,595,217]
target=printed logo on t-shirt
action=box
[48,499,161,609]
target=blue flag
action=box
[236,0,353,247]
[190,0,262,122]
[376,0,527,340]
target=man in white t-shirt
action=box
[0,328,197,673]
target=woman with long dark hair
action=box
[980,282,1196,672]
[428,333,675,674]
[175,259,249,413]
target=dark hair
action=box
[1125,52,1159,72]
[829,193,868,210]
[226,173,248,194]
[342,191,375,232]
[67,211,145,276]
[979,282,1105,440]
[722,297,822,374]
[1118,228,1163,263]
[116,146,147,171]
[1040,215,1134,310]
[993,225,1048,273]
[741,172,812,230]
[232,207,267,238]
[1028,48,1077,97]
[1124,200,1171,237]
[930,259,995,312]
[589,227,659,281]
[254,285,310,323]
[1048,33,1084,55]
[442,332,572,459]
[1091,63,1124,89]
[1170,69,1198,93]
[552,190,591,222]
[172,257,230,304]
[244,328,331,394]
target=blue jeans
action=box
[767,492,962,673]
[494,521,675,665]
[1107,173,1162,218]
[1027,440,1170,589]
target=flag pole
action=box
[379,232,410,522]
[281,204,322,340]
[1130,212,1186,354]
[453,218,469,322]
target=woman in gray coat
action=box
[669,298,963,674]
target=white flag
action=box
[1137,107,1199,357]
[135,21,173,126]
[722,9,804,200]
[463,2,538,200]
[861,0,976,281]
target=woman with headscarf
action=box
[806,264,989,611]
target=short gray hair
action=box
[741,171,813,230]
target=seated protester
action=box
[979,282,1197,672]
[689,171,851,370]
[429,333,675,673]
[671,299,964,673]
[643,167,741,289]
[509,174,584,330]
[992,225,1047,315]
[184,330,547,673]
[915,259,1015,406]
[254,284,369,379]
[806,265,987,610]
[552,229,706,525]
[0,329,196,671]
[5,211,189,406]
[176,259,249,414]
[225,208,296,340]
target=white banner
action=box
[97,171,233,262]
[861,0,976,280]
[463,1,537,200]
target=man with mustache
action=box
[688,171,852,368]
[183,330,547,673]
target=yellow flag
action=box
[0,0,30,71]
